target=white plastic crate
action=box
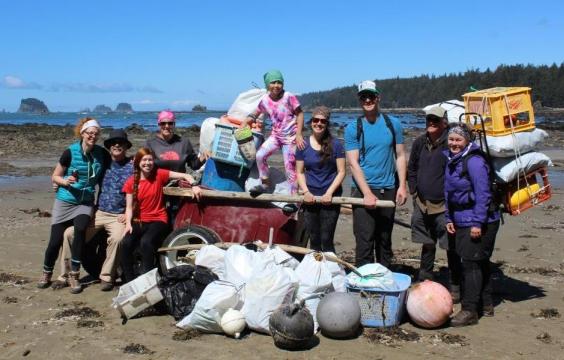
[211,123,263,168]
[112,268,163,319]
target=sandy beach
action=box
[0,124,563,359]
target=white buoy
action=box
[220,308,246,339]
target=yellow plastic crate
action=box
[463,87,535,136]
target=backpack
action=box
[460,151,504,215]
[356,113,399,186]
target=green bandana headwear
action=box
[263,70,284,88]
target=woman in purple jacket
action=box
[444,123,500,327]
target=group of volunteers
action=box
[36,69,500,328]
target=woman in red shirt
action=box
[120,147,202,282]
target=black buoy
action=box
[269,301,314,350]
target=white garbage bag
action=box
[195,245,226,279]
[176,280,243,333]
[346,263,398,290]
[223,245,260,286]
[492,151,553,183]
[324,252,347,293]
[199,117,220,154]
[295,253,333,331]
[484,128,548,157]
[241,263,299,334]
[263,245,299,270]
[227,88,267,121]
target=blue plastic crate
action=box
[211,123,264,168]
[201,158,249,192]
[346,272,411,328]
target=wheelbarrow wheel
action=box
[158,225,220,274]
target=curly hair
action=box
[131,147,156,221]
[73,117,96,138]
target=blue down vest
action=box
[56,142,106,205]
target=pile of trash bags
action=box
[164,244,347,335]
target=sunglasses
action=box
[109,141,127,147]
[359,94,378,103]
[426,116,442,123]
[159,121,175,127]
[311,117,328,124]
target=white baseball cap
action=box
[358,80,380,95]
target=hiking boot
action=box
[100,280,114,292]
[450,284,461,304]
[68,271,83,294]
[37,271,53,289]
[451,310,478,327]
[482,304,494,317]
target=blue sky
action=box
[1,0,563,112]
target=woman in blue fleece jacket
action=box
[444,123,500,327]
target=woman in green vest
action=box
[37,117,110,294]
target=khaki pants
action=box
[60,210,125,283]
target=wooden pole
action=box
[163,187,395,208]
[158,242,362,277]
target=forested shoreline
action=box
[299,63,564,110]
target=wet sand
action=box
[0,124,563,359]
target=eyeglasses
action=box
[159,122,175,127]
[84,131,100,137]
[359,94,378,103]
[311,117,328,124]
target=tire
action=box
[158,225,220,274]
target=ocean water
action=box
[0,111,429,130]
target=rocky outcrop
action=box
[192,104,207,112]
[17,98,49,114]
[115,103,133,113]
[93,105,112,113]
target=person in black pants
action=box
[344,80,408,268]
[408,106,462,302]
[296,106,346,253]
[444,123,501,327]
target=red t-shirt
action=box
[123,168,170,223]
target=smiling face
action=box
[108,141,127,160]
[426,115,447,138]
[268,80,284,99]
[358,92,379,113]
[158,120,175,140]
[81,127,100,147]
[311,115,328,137]
[138,154,155,176]
[448,132,469,155]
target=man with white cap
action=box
[344,80,408,268]
[408,106,462,301]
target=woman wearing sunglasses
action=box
[296,106,346,252]
[37,117,111,293]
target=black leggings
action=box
[303,203,340,253]
[120,221,170,283]
[43,214,91,272]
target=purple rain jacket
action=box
[444,142,501,228]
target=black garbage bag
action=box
[158,265,218,320]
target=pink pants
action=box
[256,134,297,194]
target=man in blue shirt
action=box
[344,80,408,268]
[58,129,133,291]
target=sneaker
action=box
[482,304,494,317]
[37,271,53,289]
[68,271,83,294]
[451,310,478,327]
[450,284,461,304]
[282,204,299,213]
[100,280,114,292]
[250,184,269,194]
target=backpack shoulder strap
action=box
[382,113,397,157]
[356,116,365,160]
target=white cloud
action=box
[171,99,198,106]
[1,75,42,89]
[132,99,158,104]
[48,82,162,93]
